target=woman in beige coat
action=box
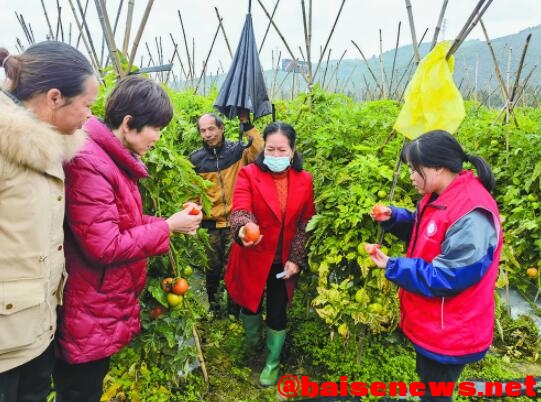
[0,41,98,402]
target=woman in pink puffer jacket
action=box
[54,76,202,402]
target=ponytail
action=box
[466,154,495,193]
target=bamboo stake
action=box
[291,68,296,100]
[55,0,63,41]
[76,0,90,49]
[404,0,420,63]
[41,0,54,39]
[15,38,24,53]
[177,11,193,83]
[68,23,72,45]
[256,0,309,83]
[191,325,208,383]
[276,63,294,95]
[301,0,313,90]
[164,39,180,85]
[127,0,155,74]
[75,0,100,68]
[446,0,493,60]
[338,65,357,94]
[67,0,100,72]
[479,19,518,127]
[258,0,281,54]
[312,0,347,82]
[154,36,162,81]
[159,36,165,82]
[391,27,429,99]
[145,42,155,66]
[379,29,388,99]
[94,0,123,77]
[192,38,196,88]
[27,20,35,44]
[103,0,125,68]
[123,0,134,55]
[389,21,401,96]
[270,50,282,99]
[431,0,449,49]
[510,64,537,110]
[474,55,479,103]
[509,34,532,105]
[15,13,32,45]
[169,33,188,81]
[214,7,232,58]
[505,47,512,100]
[351,40,384,95]
[194,23,220,94]
[361,74,373,101]
[59,5,65,42]
[330,49,347,92]
[320,49,332,90]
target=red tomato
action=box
[243,222,260,243]
[189,207,200,215]
[161,277,173,293]
[371,204,389,221]
[364,243,381,256]
[171,277,189,295]
[149,305,165,319]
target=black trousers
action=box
[416,352,465,402]
[205,228,231,304]
[0,343,54,402]
[206,227,239,315]
[53,357,110,402]
[242,263,288,330]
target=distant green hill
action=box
[260,24,541,102]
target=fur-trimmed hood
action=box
[0,90,86,175]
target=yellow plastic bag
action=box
[393,41,465,140]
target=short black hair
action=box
[105,76,173,131]
[196,113,224,131]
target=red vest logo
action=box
[426,220,438,237]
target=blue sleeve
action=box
[385,209,498,297]
[381,205,415,242]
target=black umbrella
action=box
[214,1,272,146]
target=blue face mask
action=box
[263,155,291,172]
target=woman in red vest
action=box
[369,130,502,402]
[225,122,315,386]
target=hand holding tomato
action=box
[364,243,389,269]
[166,204,202,235]
[370,204,392,222]
[239,222,263,247]
[183,202,202,216]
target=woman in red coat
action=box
[54,76,202,402]
[225,122,315,386]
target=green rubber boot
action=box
[259,328,286,386]
[240,312,263,349]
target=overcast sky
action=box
[1,0,540,76]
